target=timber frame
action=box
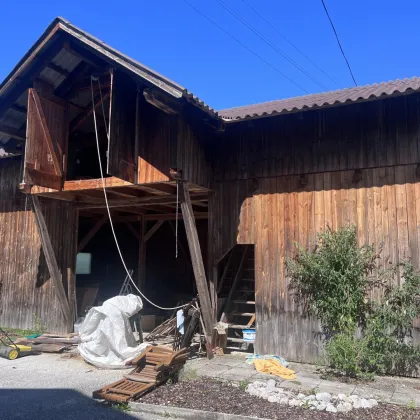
[4,17,420,366]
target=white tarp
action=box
[78,294,149,369]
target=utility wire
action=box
[320,0,357,86]
[214,0,329,91]
[183,0,309,94]
[240,0,341,88]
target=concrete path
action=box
[184,353,420,407]
[0,353,165,420]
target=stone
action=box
[288,399,300,407]
[266,379,276,389]
[352,398,362,409]
[316,392,332,403]
[338,393,347,401]
[368,399,378,407]
[349,395,360,403]
[297,393,306,400]
[316,402,327,411]
[326,404,338,413]
[268,395,279,403]
[337,402,353,413]
[279,397,289,405]
[305,395,316,401]
[360,398,376,409]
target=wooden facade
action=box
[210,94,420,361]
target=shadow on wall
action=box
[0,389,137,420]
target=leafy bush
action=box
[287,226,420,377]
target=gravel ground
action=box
[140,379,420,419]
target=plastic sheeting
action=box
[78,294,149,369]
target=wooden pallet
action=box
[93,379,154,403]
[93,345,189,403]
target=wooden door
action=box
[24,86,67,190]
[107,69,137,183]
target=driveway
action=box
[0,352,164,419]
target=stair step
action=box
[228,324,250,329]
[232,300,255,305]
[227,337,247,343]
[231,312,255,317]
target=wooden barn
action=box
[2,17,420,363]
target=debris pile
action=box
[246,380,379,413]
[93,345,188,403]
[14,333,79,354]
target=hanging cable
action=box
[240,0,341,88]
[183,0,309,94]
[320,0,357,86]
[90,75,186,311]
[214,0,329,91]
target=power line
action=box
[214,0,329,91]
[183,0,309,94]
[240,0,341,88]
[320,0,357,86]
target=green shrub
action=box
[287,225,420,377]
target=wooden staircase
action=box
[218,245,255,349]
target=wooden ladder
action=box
[218,245,255,348]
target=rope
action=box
[90,75,186,311]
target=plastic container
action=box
[242,328,256,343]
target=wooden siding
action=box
[210,94,420,362]
[216,95,420,181]
[177,117,213,189]
[137,100,174,184]
[0,159,77,333]
[108,70,137,183]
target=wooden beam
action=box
[31,195,71,327]
[70,91,110,133]
[144,220,165,242]
[0,28,64,119]
[75,193,208,210]
[77,214,107,252]
[0,123,26,142]
[136,183,176,196]
[55,61,91,98]
[138,216,146,289]
[47,62,70,77]
[125,222,141,241]
[180,181,214,353]
[145,212,208,221]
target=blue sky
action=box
[0,0,419,110]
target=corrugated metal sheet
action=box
[220,77,420,121]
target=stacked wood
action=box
[14,333,80,353]
[93,345,189,403]
[146,317,176,341]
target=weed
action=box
[407,400,416,410]
[290,380,302,386]
[239,380,249,391]
[32,313,47,334]
[310,387,319,395]
[114,403,129,412]
[178,368,199,382]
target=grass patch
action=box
[178,368,199,382]
[239,380,249,391]
[1,327,43,339]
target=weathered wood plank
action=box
[31,195,71,327]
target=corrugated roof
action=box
[219,77,420,121]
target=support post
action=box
[138,216,146,290]
[31,195,71,329]
[180,181,214,352]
